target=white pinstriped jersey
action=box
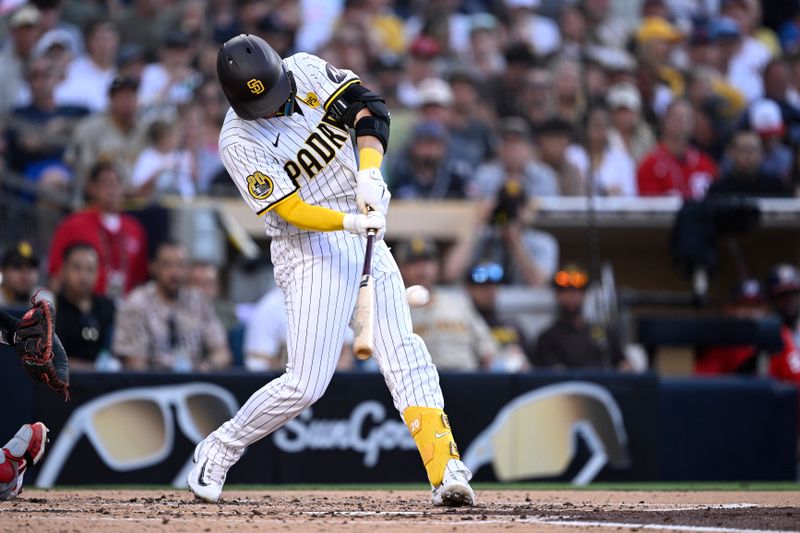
[219,53,361,238]
[196,50,470,491]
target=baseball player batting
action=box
[188,34,475,506]
[0,300,70,499]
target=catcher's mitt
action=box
[15,296,70,400]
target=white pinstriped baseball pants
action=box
[206,230,444,468]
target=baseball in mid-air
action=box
[406,285,430,307]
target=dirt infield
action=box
[2,489,799,532]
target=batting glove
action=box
[356,168,391,215]
[344,210,386,240]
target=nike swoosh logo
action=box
[434,431,450,438]
[197,459,210,487]
[272,133,281,147]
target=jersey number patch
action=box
[247,171,274,200]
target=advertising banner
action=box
[31,372,660,486]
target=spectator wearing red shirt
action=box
[637,99,718,200]
[695,279,767,375]
[49,162,148,298]
[764,264,800,383]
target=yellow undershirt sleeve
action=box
[273,192,346,232]
[358,147,383,170]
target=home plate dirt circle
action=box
[2,490,799,532]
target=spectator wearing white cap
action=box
[0,5,42,113]
[32,28,76,79]
[606,82,656,163]
[417,75,494,171]
[745,99,793,182]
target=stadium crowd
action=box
[0,0,799,379]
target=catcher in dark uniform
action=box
[0,296,69,499]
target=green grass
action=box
[31,482,800,492]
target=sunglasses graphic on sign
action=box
[462,382,630,485]
[36,383,238,488]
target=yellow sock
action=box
[403,406,460,487]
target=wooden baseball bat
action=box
[353,228,376,360]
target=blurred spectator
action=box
[583,0,630,50]
[606,82,656,163]
[63,75,145,195]
[0,5,42,114]
[182,92,225,195]
[0,241,52,309]
[32,28,78,80]
[637,99,718,199]
[450,121,559,287]
[520,66,555,130]
[683,66,746,126]
[779,2,800,53]
[189,261,239,333]
[707,129,791,198]
[447,71,494,169]
[415,77,453,127]
[472,118,558,199]
[536,117,584,196]
[130,120,196,201]
[210,0,241,43]
[137,32,200,112]
[527,264,626,370]
[116,43,147,81]
[258,14,298,59]
[244,286,355,372]
[490,43,537,119]
[48,162,149,299]
[692,95,730,161]
[404,0,471,56]
[551,57,585,126]
[465,261,528,372]
[761,58,800,145]
[634,16,684,115]
[720,0,774,75]
[54,242,115,370]
[463,13,505,80]
[745,99,794,183]
[764,264,800,385]
[113,240,231,371]
[178,0,211,44]
[713,16,762,102]
[5,57,89,186]
[397,238,498,371]
[54,18,119,112]
[570,105,637,197]
[417,75,493,171]
[33,0,84,56]
[397,35,441,108]
[113,0,179,57]
[695,278,766,376]
[558,4,587,60]
[505,0,561,58]
[390,121,471,199]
